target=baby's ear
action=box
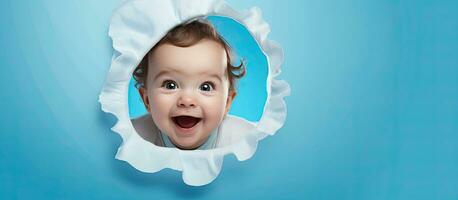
[224,90,236,116]
[139,87,151,112]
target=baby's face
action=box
[139,39,235,150]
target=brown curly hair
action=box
[133,18,245,92]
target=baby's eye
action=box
[199,82,215,92]
[161,80,178,90]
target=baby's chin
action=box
[171,137,206,150]
[169,131,209,150]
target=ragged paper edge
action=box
[98,0,290,186]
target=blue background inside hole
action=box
[128,15,268,122]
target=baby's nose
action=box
[177,94,196,108]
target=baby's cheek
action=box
[149,93,172,122]
[150,91,173,107]
[203,96,227,121]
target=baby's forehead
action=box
[148,40,228,75]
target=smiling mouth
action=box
[172,116,202,129]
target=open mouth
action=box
[172,116,202,129]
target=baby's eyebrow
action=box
[152,69,177,80]
[202,73,223,82]
[152,69,224,82]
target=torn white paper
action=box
[99,0,290,186]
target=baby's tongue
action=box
[175,116,199,128]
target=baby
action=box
[131,18,245,150]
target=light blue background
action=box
[1,0,457,199]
